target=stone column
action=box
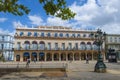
[45,53,46,61]
[59,53,61,61]
[79,52,81,61]
[52,53,54,61]
[66,53,68,61]
[73,53,74,61]
[37,52,39,61]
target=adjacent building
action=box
[105,34,120,60]
[0,33,14,61]
[14,26,105,62]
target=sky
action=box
[0,0,120,34]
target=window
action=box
[72,34,75,38]
[48,43,51,50]
[20,32,23,36]
[77,34,80,37]
[1,44,3,50]
[2,36,4,41]
[47,33,51,37]
[88,34,91,37]
[55,43,58,50]
[68,43,72,50]
[75,43,78,50]
[114,37,117,43]
[41,32,44,37]
[54,33,58,37]
[39,42,45,50]
[66,33,69,38]
[28,32,31,36]
[34,32,38,37]
[110,37,112,42]
[17,42,21,50]
[32,41,38,50]
[62,43,65,50]
[83,34,86,37]
[59,33,63,37]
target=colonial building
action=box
[14,26,105,62]
[0,33,14,61]
[105,34,120,60]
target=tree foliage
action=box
[0,0,76,20]
[0,0,30,16]
[39,0,76,20]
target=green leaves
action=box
[0,0,76,20]
[0,0,30,16]
[39,0,76,20]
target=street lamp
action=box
[91,28,106,73]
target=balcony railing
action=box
[15,47,97,51]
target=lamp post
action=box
[91,28,106,73]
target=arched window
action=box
[54,33,58,37]
[41,32,44,37]
[59,33,63,37]
[24,41,30,50]
[92,42,98,50]
[28,32,31,36]
[16,55,20,61]
[72,34,75,38]
[80,42,86,50]
[86,42,92,50]
[54,53,59,61]
[39,41,45,50]
[34,32,38,37]
[32,41,38,50]
[47,32,51,37]
[39,52,45,61]
[61,53,66,61]
[66,33,69,38]
[31,52,37,61]
[83,34,86,37]
[77,34,80,37]
[23,52,30,61]
[20,32,24,36]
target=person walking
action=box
[34,58,36,63]
[86,57,89,64]
[26,58,30,68]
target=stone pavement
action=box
[0,61,120,80]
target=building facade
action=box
[14,26,105,62]
[0,33,14,61]
[105,34,120,60]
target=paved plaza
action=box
[0,61,120,80]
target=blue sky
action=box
[0,0,120,34]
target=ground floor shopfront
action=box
[14,50,106,62]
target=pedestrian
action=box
[86,57,89,64]
[26,58,30,68]
[34,58,36,63]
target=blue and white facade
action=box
[0,33,14,61]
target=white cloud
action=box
[14,0,119,34]
[101,23,120,34]
[0,28,9,34]
[46,17,70,27]
[28,15,45,26]
[12,21,26,28]
[69,0,120,34]
[0,18,7,22]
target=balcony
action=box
[14,35,92,40]
[14,46,96,52]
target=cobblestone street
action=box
[0,61,120,80]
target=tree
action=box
[0,0,76,20]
